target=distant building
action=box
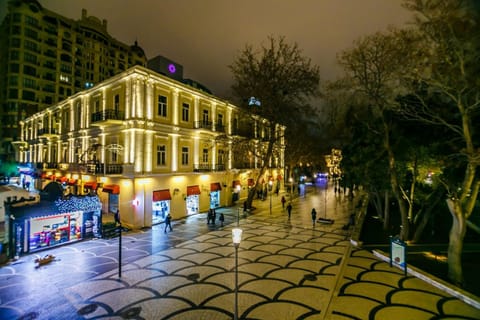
[0,0,147,161]
[15,65,285,230]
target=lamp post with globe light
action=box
[232,228,243,320]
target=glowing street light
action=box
[232,228,243,320]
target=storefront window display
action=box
[186,185,200,215]
[152,200,170,225]
[186,195,199,215]
[210,182,221,209]
[29,213,75,251]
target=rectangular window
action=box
[23,78,36,89]
[218,114,223,126]
[22,90,35,101]
[23,65,36,76]
[76,102,81,129]
[25,16,38,26]
[10,50,19,60]
[9,76,18,86]
[10,63,20,73]
[202,148,208,163]
[218,149,225,164]
[24,52,37,64]
[182,103,189,122]
[94,100,100,113]
[25,28,38,40]
[11,38,21,48]
[114,94,120,112]
[24,39,37,52]
[157,95,167,117]
[156,145,166,166]
[202,109,209,124]
[182,147,189,165]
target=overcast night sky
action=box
[1,0,413,99]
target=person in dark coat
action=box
[287,203,292,220]
[219,213,225,226]
[311,208,317,226]
[164,214,173,233]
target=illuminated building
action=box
[15,66,285,229]
[0,0,147,161]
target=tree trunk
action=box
[412,188,443,243]
[384,189,390,231]
[245,134,275,210]
[446,198,466,286]
[384,125,410,240]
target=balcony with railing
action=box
[37,127,59,137]
[91,109,125,126]
[193,163,226,172]
[194,120,213,131]
[231,126,255,139]
[215,123,226,133]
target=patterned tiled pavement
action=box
[1,187,479,319]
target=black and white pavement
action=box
[1,187,479,320]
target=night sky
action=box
[1,0,413,99]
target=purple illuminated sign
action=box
[168,64,176,73]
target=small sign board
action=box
[390,236,407,275]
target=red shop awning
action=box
[84,181,98,190]
[102,184,120,194]
[232,180,241,188]
[58,176,68,183]
[187,185,201,196]
[153,189,171,201]
[68,178,77,185]
[210,182,222,192]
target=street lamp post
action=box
[232,228,243,320]
[289,177,293,200]
[237,207,240,227]
[269,180,273,215]
[324,184,327,219]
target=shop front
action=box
[7,195,102,258]
[152,189,171,224]
[186,185,201,215]
[209,182,222,209]
[28,211,101,252]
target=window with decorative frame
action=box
[181,147,189,165]
[157,95,167,117]
[202,148,208,163]
[156,145,166,166]
[182,103,189,122]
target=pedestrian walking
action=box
[243,201,247,214]
[281,196,286,209]
[164,213,173,233]
[212,209,217,225]
[207,209,213,224]
[311,208,317,226]
[287,203,292,220]
[219,213,225,226]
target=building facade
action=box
[15,66,285,229]
[0,0,147,161]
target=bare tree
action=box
[400,0,480,286]
[337,28,417,240]
[229,36,320,208]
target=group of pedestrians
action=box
[207,208,225,226]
